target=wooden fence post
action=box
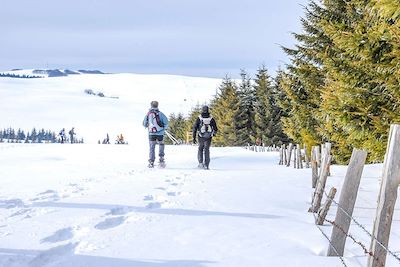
[325,142,332,176]
[368,125,400,267]
[286,143,293,167]
[316,187,337,225]
[297,144,303,169]
[304,144,310,168]
[283,144,287,165]
[311,146,319,188]
[316,145,321,167]
[310,151,332,213]
[328,148,367,256]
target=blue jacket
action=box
[143,108,169,136]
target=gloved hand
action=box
[193,138,197,144]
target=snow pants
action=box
[198,137,212,167]
[149,135,165,163]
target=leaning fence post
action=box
[316,187,337,225]
[368,125,400,267]
[327,148,367,256]
[310,152,332,213]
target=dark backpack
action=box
[147,111,164,133]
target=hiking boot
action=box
[198,163,204,168]
[159,157,165,163]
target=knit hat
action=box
[151,101,159,108]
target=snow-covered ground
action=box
[0,73,399,266]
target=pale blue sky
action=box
[0,0,307,78]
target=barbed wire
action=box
[320,188,400,264]
[311,211,349,267]
[312,190,385,266]
[323,217,385,267]
[278,148,400,264]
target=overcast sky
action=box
[0,0,307,78]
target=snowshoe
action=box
[158,162,166,168]
[148,161,154,168]
[158,158,166,168]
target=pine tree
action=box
[166,113,187,144]
[317,0,400,162]
[279,0,400,162]
[254,65,289,146]
[210,76,239,146]
[235,69,257,145]
[278,0,333,150]
[31,128,37,143]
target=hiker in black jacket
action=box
[192,105,218,169]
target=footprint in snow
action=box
[95,216,126,230]
[31,191,60,202]
[10,208,31,217]
[0,198,25,209]
[41,227,74,243]
[106,206,132,216]
[143,195,154,201]
[38,190,58,195]
[29,242,78,267]
[145,202,162,209]
[154,187,166,191]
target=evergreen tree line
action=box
[167,66,290,146]
[275,0,400,163]
[0,127,57,143]
[0,73,42,78]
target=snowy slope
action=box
[0,72,221,144]
[0,73,399,267]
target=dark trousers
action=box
[198,137,212,167]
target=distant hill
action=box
[78,70,105,74]
[0,68,106,78]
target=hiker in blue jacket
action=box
[143,101,169,168]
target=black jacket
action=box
[192,112,218,139]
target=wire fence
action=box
[277,142,400,266]
[321,188,400,265]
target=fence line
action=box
[276,138,400,267]
[321,189,400,264]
